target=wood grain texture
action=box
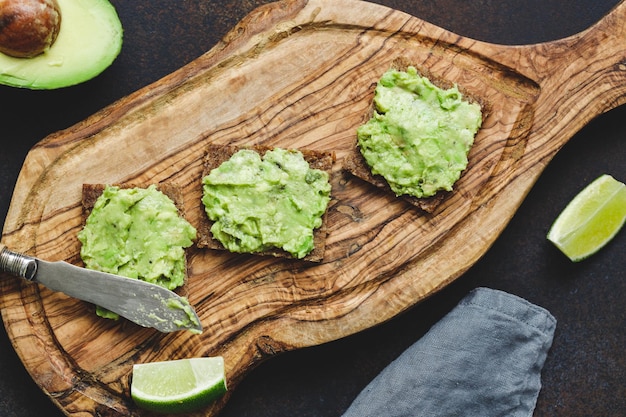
[2,0,626,415]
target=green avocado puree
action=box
[357,66,482,198]
[167,297,202,334]
[78,185,196,319]
[202,148,331,259]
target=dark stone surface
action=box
[1,1,624,416]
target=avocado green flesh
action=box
[0,0,123,89]
[202,148,332,259]
[78,185,197,319]
[357,66,483,199]
[167,297,202,334]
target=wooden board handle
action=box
[499,0,626,151]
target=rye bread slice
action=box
[197,144,335,262]
[81,183,192,296]
[344,58,486,214]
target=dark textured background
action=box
[1,1,624,416]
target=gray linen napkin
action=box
[342,287,557,417]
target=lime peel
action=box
[131,357,227,414]
[547,174,626,262]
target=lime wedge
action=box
[547,174,626,262]
[131,357,227,414]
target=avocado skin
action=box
[0,0,123,89]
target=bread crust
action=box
[197,144,335,262]
[81,183,186,220]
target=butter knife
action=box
[0,243,202,333]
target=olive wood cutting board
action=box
[2,0,626,415]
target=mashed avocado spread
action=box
[202,148,331,259]
[167,297,202,334]
[357,66,482,198]
[78,185,196,319]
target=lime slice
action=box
[547,174,626,262]
[131,357,227,414]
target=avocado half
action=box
[0,0,123,89]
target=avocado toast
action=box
[79,183,196,319]
[345,61,485,213]
[198,145,335,262]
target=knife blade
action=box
[0,243,202,334]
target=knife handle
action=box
[0,243,38,281]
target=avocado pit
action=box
[0,0,61,58]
